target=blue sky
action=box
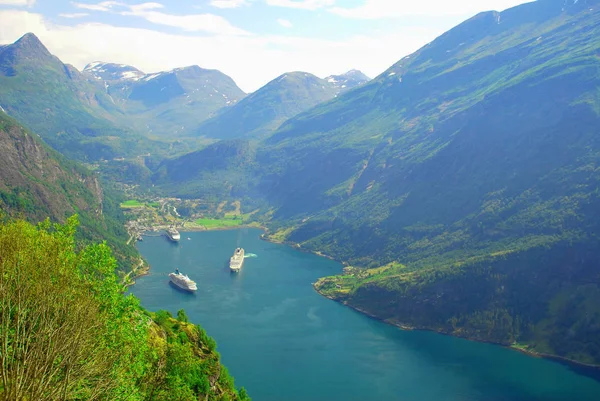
[0,0,532,91]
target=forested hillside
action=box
[0,111,137,270]
[152,138,260,202]
[0,218,250,401]
[156,0,600,364]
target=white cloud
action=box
[0,0,35,6]
[71,2,249,36]
[128,2,164,12]
[266,0,335,11]
[210,0,250,8]
[121,9,250,35]
[0,9,443,92]
[330,0,530,19]
[59,13,90,18]
[277,18,293,28]
[72,1,124,12]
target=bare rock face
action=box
[0,112,103,222]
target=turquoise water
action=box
[131,228,600,401]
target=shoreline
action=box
[258,233,343,265]
[135,220,343,264]
[128,224,268,286]
[126,266,151,287]
[130,223,344,284]
[122,257,151,287]
[313,285,600,373]
[128,221,600,375]
[141,222,264,234]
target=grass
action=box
[267,226,296,242]
[314,263,409,298]
[120,200,161,209]
[120,199,145,208]
[194,217,244,228]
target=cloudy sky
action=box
[0,0,532,92]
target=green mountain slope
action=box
[0,217,250,401]
[158,0,600,364]
[152,138,260,203]
[0,110,138,271]
[0,33,162,161]
[84,62,246,138]
[193,71,358,139]
[261,0,600,261]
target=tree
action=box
[0,216,249,401]
[177,309,189,323]
[0,217,147,400]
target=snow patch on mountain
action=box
[144,73,162,81]
[325,69,371,94]
[84,61,146,82]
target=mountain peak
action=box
[341,69,370,80]
[325,70,370,92]
[12,32,51,57]
[343,69,365,75]
[0,32,55,76]
[174,65,203,72]
[17,32,41,44]
[269,71,321,86]
[282,71,318,78]
[83,61,145,82]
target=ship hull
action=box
[229,248,245,272]
[166,233,180,242]
[165,227,181,242]
[169,274,197,292]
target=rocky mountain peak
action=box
[6,32,52,59]
[83,61,146,82]
[325,69,370,92]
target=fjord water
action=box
[131,229,600,401]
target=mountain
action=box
[0,33,158,161]
[84,62,246,138]
[0,110,138,270]
[158,0,600,364]
[129,65,244,108]
[83,61,145,82]
[152,138,258,201]
[325,69,370,92]
[193,71,347,139]
[0,109,101,222]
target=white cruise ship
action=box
[169,268,197,292]
[166,227,180,242]
[229,248,245,272]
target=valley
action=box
[121,194,261,243]
[1,0,600,398]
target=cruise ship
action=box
[165,227,180,242]
[229,248,245,272]
[169,268,197,292]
